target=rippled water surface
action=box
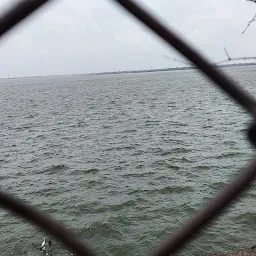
[0,67,255,255]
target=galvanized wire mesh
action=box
[0,1,255,256]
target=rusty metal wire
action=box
[0,0,256,256]
[0,0,52,38]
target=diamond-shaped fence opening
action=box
[0,1,256,256]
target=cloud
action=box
[0,0,255,77]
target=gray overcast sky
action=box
[0,0,256,77]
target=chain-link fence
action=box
[0,1,255,256]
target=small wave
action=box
[70,168,100,175]
[144,120,160,126]
[24,114,35,119]
[0,175,6,180]
[128,185,193,195]
[47,164,67,172]
[202,124,213,129]
[240,127,248,133]
[234,212,256,223]
[167,164,180,170]
[180,203,196,214]
[209,181,226,190]
[14,171,27,177]
[93,199,136,213]
[194,165,218,171]
[123,129,137,133]
[110,200,136,209]
[86,168,100,174]
[159,148,191,156]
[167,101,176,106]
[170,129,189,135]
[156,185,194,194]
[150,159,168,168]
[85,180,105,189]
[244,191,256,199]
[102,124,112,129]
[122,171,156,178]
[173,122,188,127]
[151,157,193,168]
[35,134,46,139]
[81,220,124,240]
[215,152,244,159]
[135,164,144,169]
[25,186,54,197]
[103,145,137,152]
[75,201,100,213]
[222,140,236,146]
[35,164,68,174]
[175,157,193,163]
[113,165,126,171]
[167,138,185,144]
[14,125,32,131]
[77,121,88,127]
[130,150,144,156]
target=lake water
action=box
[0,66,255,256]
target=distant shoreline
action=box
[92,62,256,76]
[1,62,256,80]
